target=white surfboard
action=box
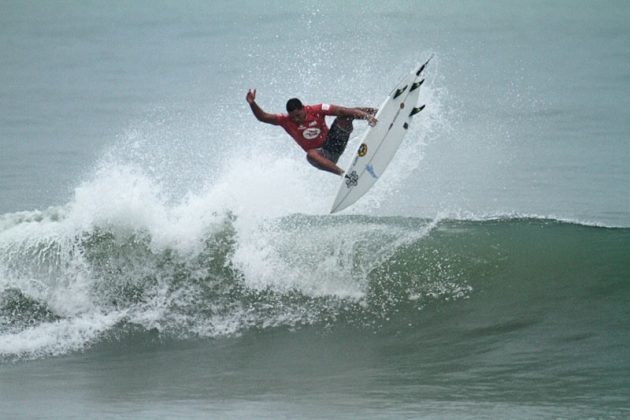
[330,58,431,214]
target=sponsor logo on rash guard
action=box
[303,128,322,140]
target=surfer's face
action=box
[288,108,306,124]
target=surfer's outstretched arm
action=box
[329,105,378,127]
[246,89,280,125]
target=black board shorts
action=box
[319,119,353,163]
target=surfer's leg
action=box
[324,119,353,156]
[306,149,344,176]
[312,108,377,174]
[333,116,353,132]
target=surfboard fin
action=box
[415,54,434,76]
[409,105,425,117]
[393,85,408,99]
[410,79,424,92]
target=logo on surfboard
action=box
[357,143,368,157]
[366,164,379,179]
[344,171,359,187]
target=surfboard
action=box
[330,57,432,214]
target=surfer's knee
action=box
[306,149,323,168]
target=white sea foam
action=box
[0,311,125,359]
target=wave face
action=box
[2,196,628,364]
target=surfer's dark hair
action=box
[286,98,304,113]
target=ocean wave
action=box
[2,202,628,361]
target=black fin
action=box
[415,54,434,76]
[409,105,426,117]
[410,79,425,92]
[393,85,408,99]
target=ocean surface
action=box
[1,1,629,418]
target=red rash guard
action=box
[275,104,335,151]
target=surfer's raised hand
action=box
[246,90,280,126]
[246,89,256,104]
[367,115,378,127]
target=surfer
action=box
[246,89,377,176]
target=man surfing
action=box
[246,89,377,176]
